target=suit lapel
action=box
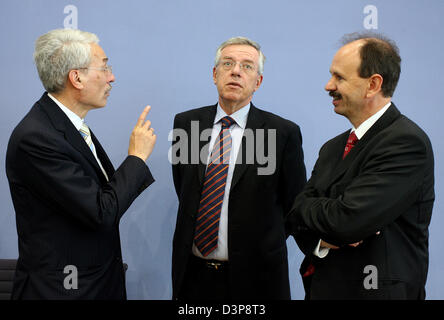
[90,130,115,182]
[327,103,402,186]
[320,131,349,186]
[38,93,109,181]
[230,103,265,190]
[197,105,217,186]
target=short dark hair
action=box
[341,32,401,97]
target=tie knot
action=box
[347,131,358,146]
[79,122,91,137]
[220,116,236,128]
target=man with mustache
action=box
[288,33,434,299]
[171,36,307,299]
[6,29,157,299]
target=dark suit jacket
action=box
[288,103,434,299]
[5,93,154,299]
[171,103,307,299]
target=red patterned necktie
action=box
[342,131,358,159]
[194,116,235,257]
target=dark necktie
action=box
[194,116,235,257]
[342,131,358,159]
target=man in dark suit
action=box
[6,29,157,299]
[288,33,434,299]
[171,37,306,300]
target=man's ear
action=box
[255,74,263,91]
[67,69,84,90]
[213,67,217,85]
[366,74,383,98]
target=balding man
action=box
[288,33,434,300]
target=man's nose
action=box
[231,62,242,76]
[325,77,335,91]
[108,72,115,83]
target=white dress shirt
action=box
[47,93,109,181]
[315,102,392,258]
[192,103,250,261]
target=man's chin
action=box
[221,92,241,101]
[90,103,107,110]
[333,105,344,115]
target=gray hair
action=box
[34,29,99,93]
[214,36,265,75]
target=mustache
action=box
[106,85,112,94]
[329,91,342,99]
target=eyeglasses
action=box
[78,65,113,74]
[219,60,256,73]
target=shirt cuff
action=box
[313,239,330,258]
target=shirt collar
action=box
[352,102,392,139]
[214,102,250,129]
[47,93,85,131]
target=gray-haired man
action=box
[171,36,307,300]
[6,29,156,299]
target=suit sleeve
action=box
[171,114,183,198]
[17,130,154,230]
[280,124,310,248]
[288,130,430,246]
[286,146,325,255]
[280,124,307,214]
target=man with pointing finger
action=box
[6,29,157,299]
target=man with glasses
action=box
[6,29,157,299]
[171,36,307,299]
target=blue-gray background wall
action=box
[0,0,442,299]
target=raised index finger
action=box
[136,105,151,127]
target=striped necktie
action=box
[79,122,96,153]
[78,122,109,181]
[194,116,235,257]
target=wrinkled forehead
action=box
[220,44,259,62]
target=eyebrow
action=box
[331,70,345,79]
[222,56,255,64]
